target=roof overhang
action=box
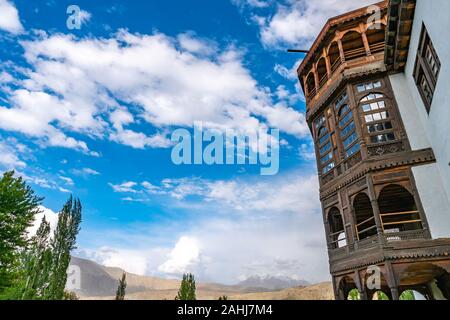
[385,0,417,72]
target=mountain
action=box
[237,275,310,291]
[68,256,332,300]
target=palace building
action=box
[297,0,450,300]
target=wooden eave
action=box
[385,0,417,72]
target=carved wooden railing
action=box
[344,47,367,61]
[328,229,429,261]
[330,58,342,73]
[370,42,385,54]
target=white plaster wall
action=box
[412,164,449,238]
[389,0,450,238]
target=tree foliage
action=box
[0,171,82,300]
[175,273,196,300]
[115,272,127,300]
[0,171,42,295]
[45,197,82,300]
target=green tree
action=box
[19,217,53,299]
[175,273,196,300]
[45,197,82,300]
[0,171,42,296]
[115,272,127,300]
[218,295,228,300]
[63,291,79,300]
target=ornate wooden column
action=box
[313,65,320,92]
[360,23,372,56]
[323,47,331,78]
[367,175,384,240]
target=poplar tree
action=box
[115,272,127,300]
[0,171,42,296]
[175,273,196,300]
[19,217,53,299]
[45,197,82,300]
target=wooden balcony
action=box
[328,229,430,262]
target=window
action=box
[339,110,353,128]
[315,115,326,129]
[360,93,384,102]
[322,162,335,174]
[338,104,350,117]
[320,141,331,155]
[365,111,389,123]
[367,121,392,133]
[413,24,441,113]
[343,132,358,149]
[320,152,333,164]
[345,143,360,158]
[370,133,395,144]
[340,121,355,138]
[361,100,386,112]
[335,92,348,109]
[356,80,382,93]
[319,133,330,146]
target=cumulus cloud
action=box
[28,206,59,237]
[0,138,26,169]
[0,0,24,34]
[252,0,377,48]
[78,170,328,283]
[158,236,202,275]
[84,247,150,275]
[110,169,319,214]
[0,29,308,156]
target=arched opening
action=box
[328,42,341,72]
[353,193,377,241]
[317,58,328,88]
[378,185,422,233]
[399,263,450,300]
[366,24,386,54]
[342,31,366,61]
[328,207,346,249]
[347,288,360,300]
[372,291,389,300]
[306,72,316,99]
[400,290,425,300]
[337,276,358,300]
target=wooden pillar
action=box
[337,39,346,63]
[367,175,384,244]
[302,75,308,97]
[323,47,331,77]
[313,65,319,91]
[360,23,371,56]
[355,270,368,300]
[386,261,400,300]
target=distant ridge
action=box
[69,256,332,300]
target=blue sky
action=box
[0,0,376,284]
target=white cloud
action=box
[0,138,26,169]
[0,71,14,83]
[110,170,319,214]
[59,176,74,186]
[232,0,271,9]
[0,30,308,156]
[71,167,100,177]
[255,0,377,48]
[28,205,59,237]
[158,236,202,275]
[0,0,24,34]
[79,10,91,25]
[79,170,328,284]
[109,181,139,193]
[84,246,150,275]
